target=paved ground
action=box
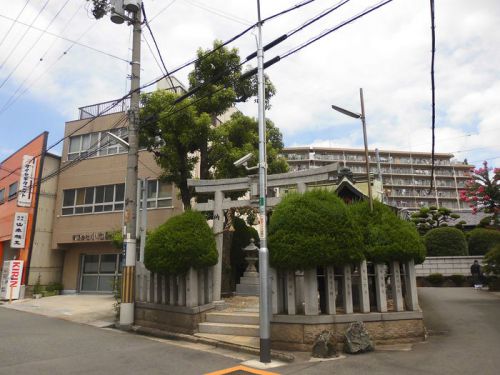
[1,288,499,374]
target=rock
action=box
[343,321,374,354]
[312,330,337,358]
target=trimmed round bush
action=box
[350,200,426,264]
[427,273,444,286]
[468,228,500,256]
[484,244,500,276]
[268,189,364,270]
[144,211,218,275]
[424,227,468,256]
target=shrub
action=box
[109,230,124,250]
[45,282,63,292]
[144,211,218,275]
[449,274,466,286]
[483,244,500,276]
[423,227,468,256]
[268,189,364,270]
[350,200,426,264]
[468,228,500,255]
[427,273,444,286]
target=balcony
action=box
[79,98,131,120]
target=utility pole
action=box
[256,0,271,364]
[359,88,373,212]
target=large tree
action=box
[188,40,276,179]
[139,90,210,209]
[460,161,500,227]
[410,206,462,234]
[209,112,288,179]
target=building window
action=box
[142,180,172,209]
[8,181,18,200]
[62,183,125,215]
[67,128,128,161]
[0,188,4,204]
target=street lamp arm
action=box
[331,104,361,119]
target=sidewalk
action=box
[0,294,116,327]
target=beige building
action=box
[52,106,183,294]
[282,147,472,210]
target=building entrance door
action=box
[80,253,122,293]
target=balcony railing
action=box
[79,98,131,120]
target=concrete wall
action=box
[415,256,484,277]
[28,155,64,286]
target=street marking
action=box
[204,365,280,375]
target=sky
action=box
[0,0,499,168]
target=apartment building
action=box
[51,102,184,294]
[0,132,62,295]
[282,147,472,210]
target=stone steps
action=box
[198,322,259,337]
[206,312,259,325]
[236,284,260,295]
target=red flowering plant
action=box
[459,161,500,227]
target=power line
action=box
[184,0,252,26]
[0,13,130,63]
[148,0,177,23]
[262,0,317,23]
[0,0,72,90]
[0,0,50,71]
[0,0,31,48]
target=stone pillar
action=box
[198,269,206,306]
[161,275,167,304]
[286,270,296,315]
[153,273,159,304]
[304,268,319,315]
[375,263,387,313]
[186,268,199,308]
[207,268,213,303]
[169,275,176,306]
[359,260,370,313]
[405,259,419,311]
[390,261,404,312]
[146,271,151,303]
[325,266,336,314]
[343,265,353,314]
[271,268,278,315]
[178,275,186,306]
[297,182,307,193]
[212,190,224,302]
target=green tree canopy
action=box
[209,112,288,179]
[423,227,468,256]
[467,228,500,255]
[268,190,364,270]
[139,90,211,209]
[484,244,500,276]
[350,201,426,264]
[144,211,218,275]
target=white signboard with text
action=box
[17,155,36,207]
[0,260,24,300]
[10,212,28,249]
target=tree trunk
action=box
[179,180,191,210]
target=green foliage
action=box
[45,282,63,292]
[427,273,444,286]
[468,228,500,255]
[33,274,42,295]
[109,230,124,250]
[268,190,364,270]
[449,274,466,286]
[350,200,426,264]
[209,113,288,179]
[144,211,218,275]
[411,206,461,234]
[424,227,468,256]
[139,90,211,209]
[484,244,500,275]
[230,217,259,281]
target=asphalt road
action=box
[280,288,500,375]
[1,288,499,375]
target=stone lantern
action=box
[236,238,260,296]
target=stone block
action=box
[304,324,334,344]
[271,323,304,343]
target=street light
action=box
[331,88,373,211]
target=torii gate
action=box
[188,163,343,302]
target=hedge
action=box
[144,210,218,275]
[268,189,364,270]
[424,227,468,256]
[484,244,500,276]
[350,200,426,264]
[468,228,500,256]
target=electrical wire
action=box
[0,0,50,71]
[427,0,436,194]
[0,0,72,90]
[148,0,177,24]
[184,0,252,26]
[0,13,130,63]
[0,0,31,48]
[262,0,317,23]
